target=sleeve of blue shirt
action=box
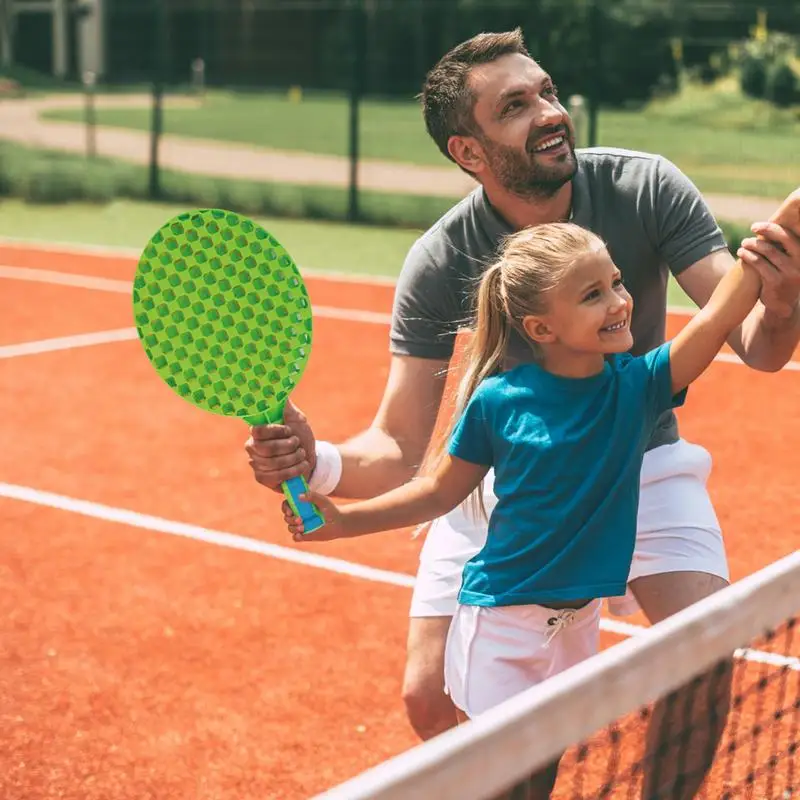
[447,388,494,466]
[641,341,687,418]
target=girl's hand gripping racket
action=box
[132,209,325,533]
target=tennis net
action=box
[316,549,799,799]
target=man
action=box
[246,29,800,797]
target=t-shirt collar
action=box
[473,155,592,241]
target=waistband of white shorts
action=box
[457,598,601,628]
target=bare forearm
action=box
[332,427,428,499]
[737,300,800,372]
[672,264,761,392]
[688,263,761,359]
[318,355,448,499]
[733,187,800,371]
[703,262,762,334]
[339,476,452,537]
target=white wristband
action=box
[307,440,343,496]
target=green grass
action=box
[43,89,441,164]
[0,197,698,306]
[595,79,800,199]
[0,139,459,230]
[42,80,800,199]
[0,198,420,277]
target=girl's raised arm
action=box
[669,189,800,395]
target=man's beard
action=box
[480,131,578,200]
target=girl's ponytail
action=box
[424,261,510,522]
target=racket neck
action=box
[243,407,285,426]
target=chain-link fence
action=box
[2,0,799,228]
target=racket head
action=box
[132,209,313,425]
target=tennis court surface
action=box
[1,240,798,799]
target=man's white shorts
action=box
[444,600,602,718]
[410,439,730,619]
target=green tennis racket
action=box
[132,208,325,533]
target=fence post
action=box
[82,69,96,159]
[149,0,169,200]
[586,0,602,148]
[0,0,15,69]
[347,0,367,223]
[567,95,586,149]
[191,57,205,98]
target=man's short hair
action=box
[420,28,531,163]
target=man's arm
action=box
[677,245,800,373]
[333,354,449,498]
[246,232,462,499]
[651,160,799,372]
[246,354,449,498]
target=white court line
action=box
[0,264,392,359]
[0,265,131,293]
[667,304,695,317]
[4,264,800,370]
[0,481,414,589]
[0,263,397,293]
[1,261,687,302]
[0,236,769,306]
[0,238,399,286]
[0,236,141,259]
[312,306,392,325]
[0,264,392,324]
[0,309,389,361]
[0,481,797,672]
[0,328,138,359]
[0,265,702,321]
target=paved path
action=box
[0,93,784,223]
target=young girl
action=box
[287,221,764,796]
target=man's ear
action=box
[522,315,556,344]
[447,135,485,175]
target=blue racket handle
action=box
[282,475,325,534]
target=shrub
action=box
[765,61,798,108]
[718,220,753,256]
[0,141,770,246]
[740,55,768,99]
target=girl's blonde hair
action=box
[423,221,605,523]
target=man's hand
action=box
[245,399,317,491]
[739,220,800,320]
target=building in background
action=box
[1,0,105,79]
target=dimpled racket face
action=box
[133,209,311,424]
[133,208,324,532]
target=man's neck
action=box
[484,182,573,231]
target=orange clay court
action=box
[0,241,798,799]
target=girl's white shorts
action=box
[444,599,602,718]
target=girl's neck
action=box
[538,345,607,379]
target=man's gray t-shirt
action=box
[389,147,729,451]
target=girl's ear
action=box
[522,315,556,344]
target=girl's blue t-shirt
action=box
[448,342,685,606]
